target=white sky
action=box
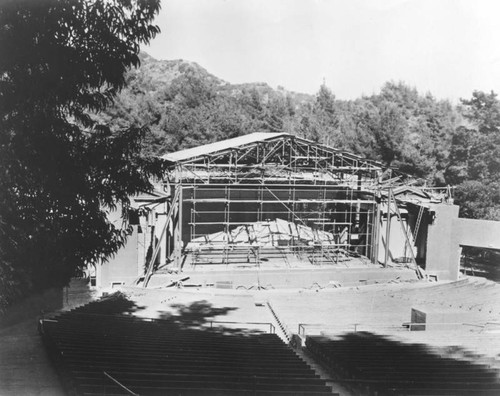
[143,0,500,101]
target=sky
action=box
[143,0,500,101]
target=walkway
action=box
[0,319,65,396]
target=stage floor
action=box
[152,255,419,290]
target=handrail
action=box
[298,321,490,336]
[208,320,275,334]
[103,371,139,396]
[298,323,327,336]
[49,313,275,333]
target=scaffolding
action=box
[184,184,376,264]
[157,134,383,270]
[141,133,449,283]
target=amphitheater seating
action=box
[266,277,500,342]
[41,293,335,396]
[306,332,500,395]
[391,278,500,315]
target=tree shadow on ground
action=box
[72,291,147,316]
[158,300,236,323]
[155,299,271,336]
[66,291,270,336]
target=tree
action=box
[446,125,474,184]
[339,99,378,159]
[0,0,163,311]
[372,101,407,166]
[299,84,339,144]
[349,82,459,182]
[316,83,335,115]
[446,91,500,220]
[453,180,500,220]
[459,91,500,182]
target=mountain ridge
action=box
[135,51,315,103]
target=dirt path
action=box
[0,319,65,396]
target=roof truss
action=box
[165,134,384,185]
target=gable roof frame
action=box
[162,132,385,179]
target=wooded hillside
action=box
[97,52,500,221]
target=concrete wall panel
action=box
[426,204,460,280]
[453,218,500,250]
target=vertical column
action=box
[234,151,238,184]
[287,185,292,223]
[224,185,230,234]
[384,189,392,268]
[224,186,230,265]
[191,186,196,242]
[175,185,183,271]
[258,184,263,222]
[320,185,327,266]
[347,187,354,252]
[372,192,382,265]
[157,213,167,266]
[356,174,362,250]
[281,139,285,164]
[313,146,318,186]
[137,211,148,276]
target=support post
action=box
[143,186,181,288]
[176,185,183,272]
[373,196,381,264]
[384,189,392,268]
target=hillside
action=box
[134,52,314,104]
[96,52,315,154]
[133,52,227,92]
[96,52,500,222]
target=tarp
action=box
[186,218,339,250]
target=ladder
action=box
[388,189,424,279]
[413,205,425,242]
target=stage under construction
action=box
[134,132,456,288]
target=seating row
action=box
[306,332,500,395]
[42,293,336,395]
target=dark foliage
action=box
[447,91,500,219]
[0,0,164,311]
